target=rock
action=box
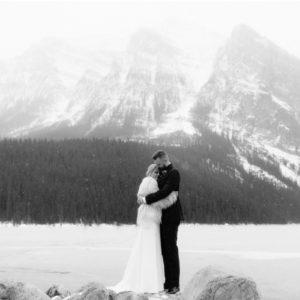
[63,294,82,300]
[84,289,109,300]
[63,281,112,300]
[114,291,148,300]
[46,284,71,298]
[200,276,260,300]
[0,283,8,299]
[51,296,63,300]
[0,281,50,300]
[77,282,106,295]
[107,289,117,300]
[182,266,226,300]
[182,266,260,300]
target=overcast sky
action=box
[0,0,300,59]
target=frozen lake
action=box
[0,223,300,300]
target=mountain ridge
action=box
[0,24,299,190]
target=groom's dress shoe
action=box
[167,287,180,294]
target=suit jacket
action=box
[145,163,184,223]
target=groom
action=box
[138,150,184,294]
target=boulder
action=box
[0,283,8,299]
[79,281,109,300]
[114,291,148,300]
[182,266,260,300]
[46,284,71,299]
[63,294,82,300]
[77,282,106,295]
[63,281,113,300]
[51,297,63,300]
[0,281,50,300]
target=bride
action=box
[107,163,178,294]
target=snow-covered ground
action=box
[0,223,299,300]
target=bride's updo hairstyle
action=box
[146,163,157,177]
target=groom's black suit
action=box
[145,163,184,290]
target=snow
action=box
[255,37,270,47]
[272,95,292,112]
[234,76,268,97]
[233,144,288,189]
[150,119,197,136]
[7,96,71,138]
[150,94,198,137]
[280,164,300,186]
[263,145,300,169]
[205,106,299,188]
[226,136,300,188]
[0,223,300,300]
[263,144,300,186]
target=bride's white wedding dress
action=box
[107,176,177,294]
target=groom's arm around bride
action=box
[145,168,180,205]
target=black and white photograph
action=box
[0,1,300,300]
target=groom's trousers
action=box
[160,221,180,289]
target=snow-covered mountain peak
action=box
[127,28,180,57]
[192,24,300,187]
[231,24,267,42]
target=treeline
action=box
[0,138,299,224]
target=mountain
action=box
[193,24,300,146]
[192,24,300,188]
[0,24,299,192]
[0,37,113,138]
[0,29,213,139]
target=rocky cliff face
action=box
[192,24,300,187]
[193,24,300,148]
[0,29,203,139]
[0,37,113,137]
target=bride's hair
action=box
[146,163,158,177]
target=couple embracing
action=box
[108,150,184,295]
